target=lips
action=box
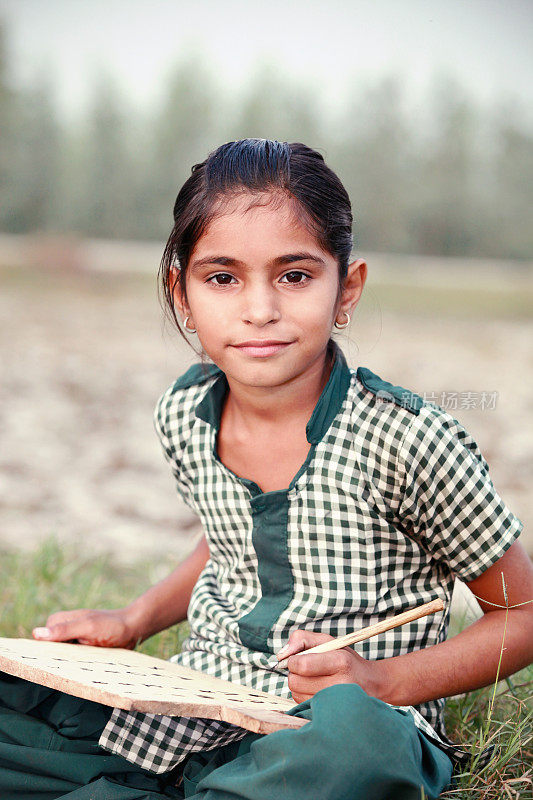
[234,340,291,347]
[231,340,293,358]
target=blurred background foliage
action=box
[1,22,532,259]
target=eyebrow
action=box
[190,252,327,272]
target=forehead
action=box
[192,192,327,256]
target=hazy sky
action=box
[1,0,532,124]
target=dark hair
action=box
[158,139,354,342]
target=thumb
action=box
[32,627,53,640]
[32,620,90,643]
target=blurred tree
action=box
[0,22,21,230]
[492,100,533,259]
[0,24,63,233]
[226,59,320,147]
[146,53,222,238]
[408,75,478,256]
[333,76,415,253]
[74,71,137,238]
[0,21,532,260]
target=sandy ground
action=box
[1,263,531,595]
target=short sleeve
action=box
[397,406,524,582]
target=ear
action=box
[338,258,367,316]
[170,268,190,318]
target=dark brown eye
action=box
[208,273,235,285]
[281,271,308,284]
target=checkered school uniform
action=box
[99,342,523,774]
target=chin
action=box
[241,365,301,388]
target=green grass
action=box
[1,538,531,799]
[440,680,532,798]
[0,538,190,660]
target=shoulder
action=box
[346,364,487,472]
[336,367,428,500]
[351,364,485,456]
[346,366,427,465]
[398,400,489,474]
[353,366,425,415]
[154,361,223,443]
[344,365,491,508]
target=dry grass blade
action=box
[440,572,532,799]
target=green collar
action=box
[195,342,352,445]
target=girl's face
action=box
[176,193,366,391]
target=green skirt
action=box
[0,672,453,799]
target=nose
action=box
[241,279,281,327]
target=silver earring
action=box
[183,316,197,334]
[334,311,351,330]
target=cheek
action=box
[194,310,224,343]
[289,286,338,327]
[187,287,226,323]
[188,296,231,354]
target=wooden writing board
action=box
[0,638,307,734]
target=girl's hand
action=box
[32,607,143,650]
[280,629,389,705]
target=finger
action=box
[34,611,92,640]
[33,619,97,642]
[288,650,353,677]
[288,673,341,699]
[291,692,313,705]
[45,609,91,627]
[276,630,335,661]
[32,627,53,639]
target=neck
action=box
[223,347,334,433]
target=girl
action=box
[2,139,532,800]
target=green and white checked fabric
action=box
[99,343,523,774]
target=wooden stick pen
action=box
[275,599,444,669]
